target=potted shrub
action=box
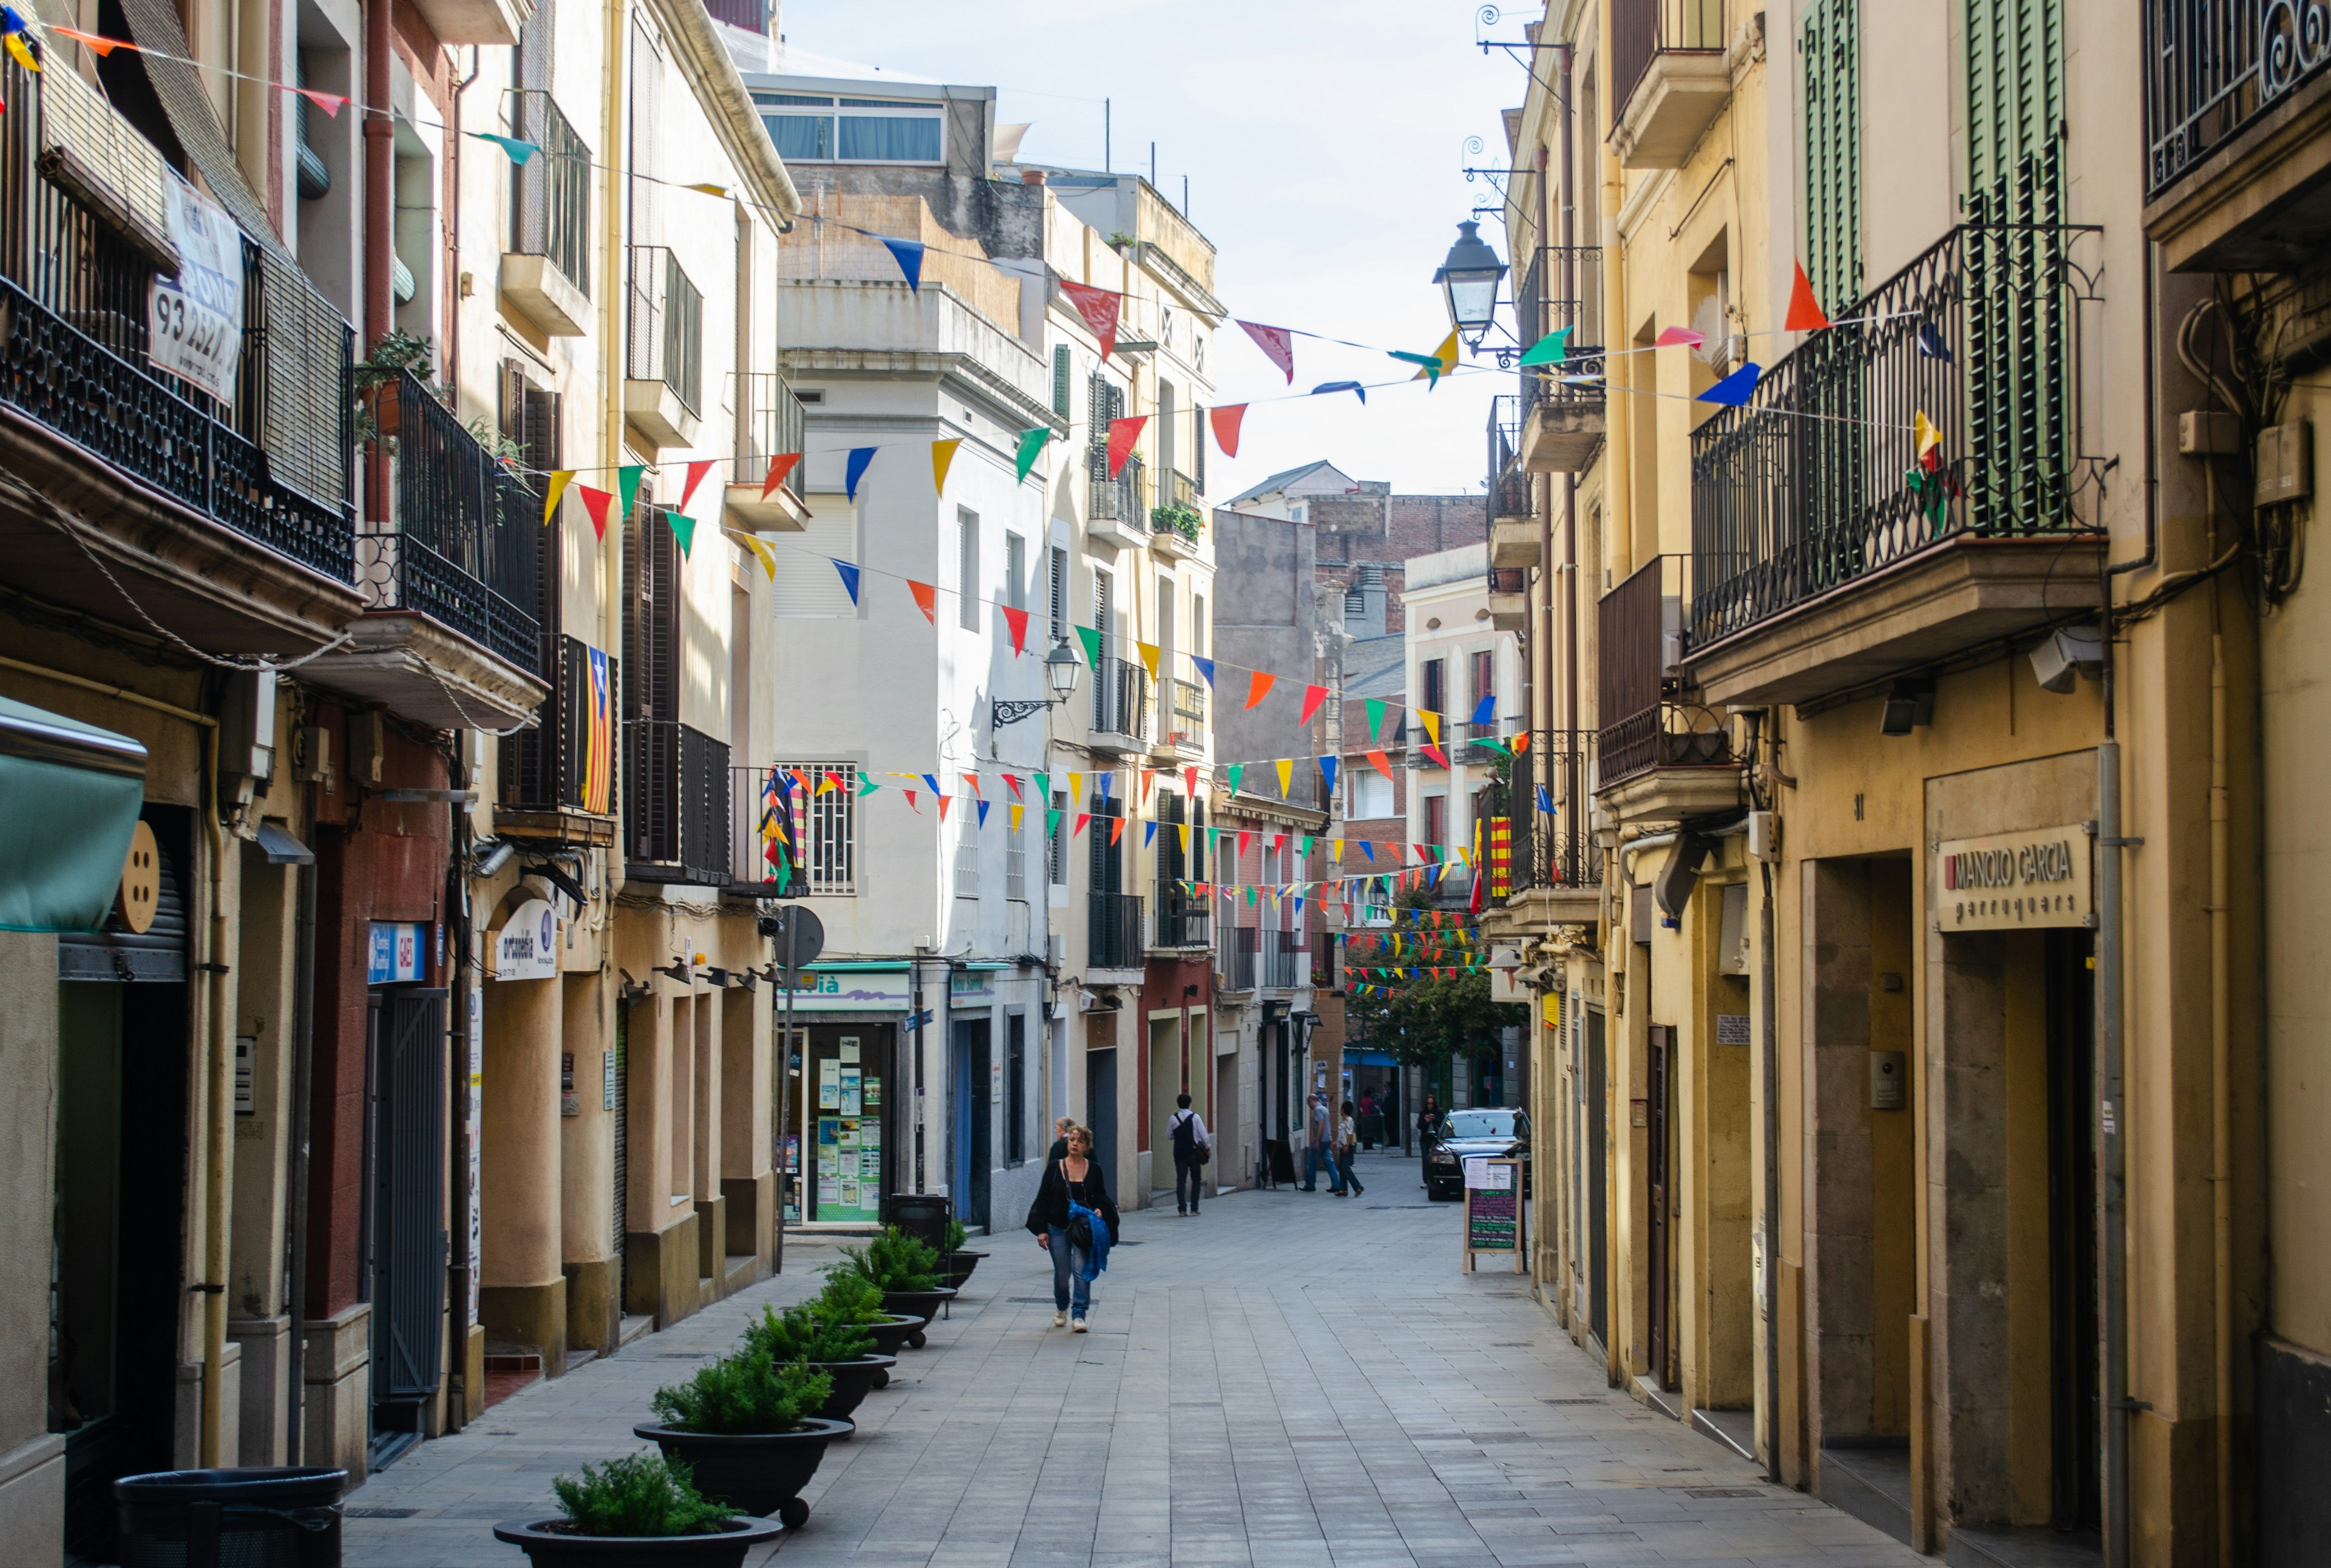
[633,1350,847,1527]
[941,1217,987,1290]
[493,1452,782,1564]
[810,1271,924,1368]
[836,1228,956,1344]
[741,1301,893,1428]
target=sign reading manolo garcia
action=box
[1935,824,2093,931]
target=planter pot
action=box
[941,1251,986,1289]
[492,1515,784,1566]
[856,1313,924,1363]
[631,1419,849,1528]
[804,1355,895,1426]
[880,1287,957,1343]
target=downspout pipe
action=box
[284,837,317,1463]
[1746,712,1783,1481]
[2097,735,2129,1568]
[200,712,231,1465]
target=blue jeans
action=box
[1336,1145,1363,1195]
[1048,1224,1091,1315]
[1302,1142,1325,1189]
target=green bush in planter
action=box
[809,1271,889,1326]
[550,1453,736,1536]
[945,1218,968,1254]
[741,1300,875,1365]
[832,1227,942,1292]
[650,1349,832,1436]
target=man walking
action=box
[1167,1093,1212,1215]
[1301,1091,1332,1192]
[1048,1116,1075,1162]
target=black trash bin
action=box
[883,1192,952,1255]
[115,1467,347,1568]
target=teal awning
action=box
[0,696,147,933]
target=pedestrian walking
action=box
[1301,1091,1332,1191]
[1167,1093,1212,1215]
[1026,1124,1118,1332]
[1417,1094,1444,1147]
[1334,1099,1366,1196]
[1358,1090,1380,1149]
[1048,1116,1074,1162]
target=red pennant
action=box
[908,580,938,624]
[1244,670,1274,710]
[1000,603,1030,655]
[1074,813,1091,838]
[1185,765,1199,799]
[761,452,801,499]
[1003,773,1023,800]
[577,486,614,539]
[1237,321,1295,383]
[1785,261,1831,331]
[1060,280,1122,361]
[294,87,347,117]
[1209,404,1248,458]
[1299,684,1328,726]
[1107,415,1147,480]
[52,25,124,56]
[1237,830,1253,860]
[679,459,715,511]
[904,789,921,812]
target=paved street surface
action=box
[344,1149,1926,1566]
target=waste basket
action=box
[115,1467,347,1568]
[883,1192,952,1255]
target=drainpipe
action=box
[364,0,392,354]
[284,838,317,1463]
[1746,711,1782,1481]
[199,714,232,1465]
[2211,639,2234,1563]
[2097,731,2129,1568]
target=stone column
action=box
[481,973,565,1373]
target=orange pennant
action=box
[760,452,801,499]
[1209,404,1247,458]
[1245,670,1274,710]
[1110,815,1127,844]
[908,580,937,624]
[53,25,123,55]
[1366,749,1394,781]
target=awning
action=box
[1343,1048,1397,1067]
[0,696,147,933]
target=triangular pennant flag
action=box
[1237,830,1253,859]
[616,464,646,520]
[1655,325,1705,348]
[761,452,801,499]
[51,25,121,56]
[1419,710,1440,745]
[1300,684,1328,727]
[1136,642,1161,680]
[1361,840,1376,863]
[295,86,346,117]
[1318,755,1339,795]
[962,772,983,799]
[875,233,925,291]
[1917,321,1953,363]
[1059,279,1123,359]
[472,132,538,165]
[1107,415,1147,480]
[1034,772,1051,801]
[1536,786,1555,815]
[541,470,574,525]
[1366,750,1394,781]
[664,510,695,557]
[1786,260,1831,331]
[846,447,877,501]
[1000,604,1031,656]
[1105,814,1123,845]
[1075,625,1104,667]
[931,438,961,495]
[1178,824,1190,855]
[679,460,714,511]
[1226,764,1244,795]
[1697,362,1762,407]
[922,773,942,796]
[1276,759,1294,796]
[1518,326,1571,367]
[904,789,920,812]
[1470,693,1496,727]
[1184,765,1199,799]
[577,486,613,538]
[857,773,881,796]
[936,795,951,823]
[1190,656,1215,688]
[1311,381,1365,404]
[1003,774,1024,801]
[1140,769,1156,804]
[908,580,938,624]
[832,559,861,605]
[1365,697,1386,739]
[1096,772,1113,800]
[1074,813,1091,838]
[1144,821,1156,848]
[1047,808,1062,839]
[1512,730,1530,753]
[1245,670,1274,710]
[1014,427,1052,483]
[1237,320,1295,383]
[1069,770,1084,800]
[975,799,990,827]
[1209,404,1247,458]
[1011,803,1025,832]
[731,531,776,579]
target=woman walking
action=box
[1334,1099,1366,1196]
[1025,1124,1120,1331]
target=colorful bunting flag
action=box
[664,510,694,557]
[1136,642,1161,680]
[931,438,961,495]
[1059,279,1122,359]
[473,132,537,164]
[1518,327,1570,367]
[1275,759,1294,796]
[832,559,861,605]
[1190,656,1215,688]
[908,580,937,624]
[1470,693,1496,727]
[876,233,925,292]
[1697,362,1762,407]
[1655,325,1705,348]
[846,447,876,501]
[730,531,776,579]
[1010,803,1024,832]
[541,470,573,525]
[1366,749,1393,781]
[1237,321,1295,383]
[1000,604,1031,655]
[1226,764,1244,795]
[1311,381,1365,404]
[1365,697,1387,739]
[1785,261,1831,331]
[1245,670,1274,710]
[577,486,613,539]
[1014,427,1052,483]
[679,460,714,511]
[1075,625,1104,667]
[616,464,646,521]
[1210,403,1247,458]
[761,452,801,499]
[1107,415,1147,480]
[1318,755,1339,794]
[1299,684,1328,727]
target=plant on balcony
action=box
[1150,502,1202,542]
[350,329,445,446]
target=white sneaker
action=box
[1071,1317,1088,1332]
[1053,1311,1067,1328]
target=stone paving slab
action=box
[341,1151,1929,1566]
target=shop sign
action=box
[367,921,427,984]
[1936,824,2092,932]
[778,968,912,1011]
[495,898,558,980]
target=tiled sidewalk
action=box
[342,1151,1927,1566]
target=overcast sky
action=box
[776,0,1525,500]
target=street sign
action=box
[769,904,824,969]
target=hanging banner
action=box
[149,173,243,404]
[495,898,559,980]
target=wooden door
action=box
[1647,1023,1674,1388]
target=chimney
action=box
[1022,168,1047,186]
[1343,563,1388,639]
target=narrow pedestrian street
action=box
[342,1152,1921,1567]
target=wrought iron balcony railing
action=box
[1220,925,1258,991]
[735,371,806,494]
[1507,730,1604,895]
[626,245,703,415]
[1168,468,1199,511]
[625,719,731,885]
[1152,882,1212,948]
[1612,0,1726,126]
[1088,891,1143,970]
[2145,0,2328,195]
[500,634,619,815]
[1091,653,1150,742]
[1689,220,2081,653]
[1261,927,1303,990]
[1161,676,1206,749]
[1488,396,1533,520]
[1089,450,1144,523]
[511,91,591,297]
[1513,245,1606,410]
[732,761,857,895]
[361,371,540,672]
[1598,555,1731,787]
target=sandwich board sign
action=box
[1462,1157,1524,1274]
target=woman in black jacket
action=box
[1024,1124,1119,1331]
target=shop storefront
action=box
[776,964,910,1229]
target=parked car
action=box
[1425,1108,1531,1201]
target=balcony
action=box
[319,370,547,730]
[1087,449,1147,549]
[1088,891,1143,973]
[1487,398,1541,570]
[1499,730,1604,931]
[625,719,731,886]
[1487,566,1528,632]
[500,92,591,336]
[2144,0,2331,270]
[407,0,529,46]
[624,246,702,451]
[1089,653,1150,754]
[1260,927,1304,991]
[1151,676,1207,764]
[1609,0,1730,169]
[1513,246,1606,470]
[1149,883,1212,953]
[1218,926,1258,994]
[724,371,809,531]
[497,633,619,847]
[1686,222,2103,708]
[1597,556,1738,818]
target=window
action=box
[954,815,980,900]
[1420,657,1447,719]
[1472,650,1495,720]
[1005,802,1026,901]
[957,507,980,631]
[1191,592,1206,658]
[1006,1013,1026,1164]
[1801,0,1862,311]
[1048,789,1068,885]
[772,762,857,894]
[1048,544,1068,642]
[774,497,858,617]
[1424,793,1447,849]
[1349,768,1394,820]
[1005,531,1026,611]
[753,93,943,165]
[1051,345,1072,418]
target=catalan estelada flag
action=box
[580,647,614,813]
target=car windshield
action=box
[1443,1110,1523,1139]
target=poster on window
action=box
[149,174,243,404]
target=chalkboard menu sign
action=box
[1462,1158,1524,1273]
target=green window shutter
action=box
[1800,0,1861,311]
[1052,344,1071,418]
[1964,0,2062,207]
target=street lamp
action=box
[994,636,1084,725]
[1434,220,1508,350]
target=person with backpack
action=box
[1167,1092,1212,1216]
[1025,1124,1119,1331]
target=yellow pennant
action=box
[932,438,962,495]
[542,470,574,525]
[1010,802,1025,833]
[1136,641,1161,680]
[1275,758,1294,796]
[1178,823,1190,855]
[1068,770,1083,800]
[1331,838,1346,864]
[1419,710,1440,745]
[728,531,776,579]
[1413,328,1460,381]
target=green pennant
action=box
[1245,885,1257,907]
[1033,771,1051,803]
[1206,826,1220,852]
[1365,697,1386,739]
[1226,763,1244,795]
[1518,325,1572,367]
[1074,625,1103,667]
[1300,835,1314,857]
[1014,427,1052,483]
[1468,736,1511,754]
[665,509,694,557]
[617,464,646,520]
[856,773,881,797]
[1047,808,1062,838]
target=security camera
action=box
[2031,625,2105,694]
